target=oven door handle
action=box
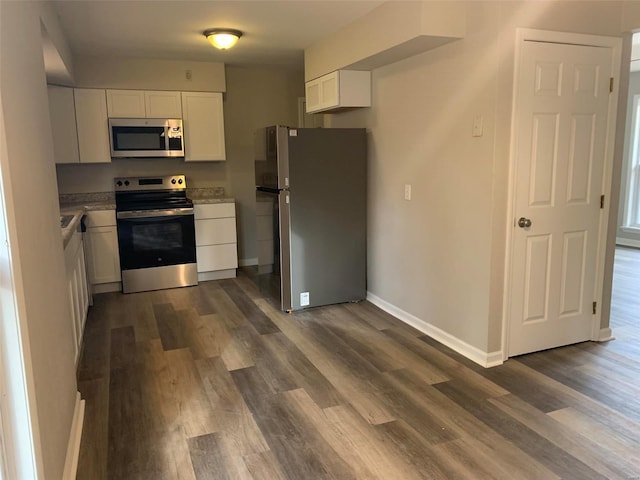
[116,208,194,219]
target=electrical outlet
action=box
[300,292,310,306]
[185,69,192,80]
[404,184,412,201]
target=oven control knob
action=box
[116,181,122,187]
[178,178,183,184]
[157,257,162,262]
[124,180,130,186]
[171,178,176,184]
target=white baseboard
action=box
[198,269,236,282]
[239,257,258,267]
[597,327,615,342]
[62,392,85,480]
[91,282,121,294]
[366,292,503,368]
[616,236,640,248]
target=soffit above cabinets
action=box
[304,2,466,81]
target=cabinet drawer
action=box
[194,202,235,219]
[196,244,238,272]
[195,217,237,246]
[84,210,116,227]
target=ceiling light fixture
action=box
[203,28,242,50]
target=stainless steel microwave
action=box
[109,118,184,158]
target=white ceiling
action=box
[52,1,384,70]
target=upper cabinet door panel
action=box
[181,92,226,161]
[145,91,182,118]
[74,89,111,164]
[106,89,145,118]
[47,85,80,164]
[305,70,371,114]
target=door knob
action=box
[518,217,532,228]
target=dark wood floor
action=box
[76,254,640,480]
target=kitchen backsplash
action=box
[59,191,115,204]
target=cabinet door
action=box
[47,86,80,164]
[106,89,146,118]
[145,91,182,118]
[305,78,322,113]
[86,226,121,284]
[74,89,111,163]
[319,71,339,109]
[195,217,237,246]
[181,92,226,161]
[196,244,238,272]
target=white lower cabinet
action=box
[64,229,89,365]
[194,203,238,280]
[84,210,122,292]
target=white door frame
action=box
[501,28,622,360]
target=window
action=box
[622,94,640,230]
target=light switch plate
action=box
[404,184,412,201]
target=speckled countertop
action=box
[59,189,235,248]
[187,187,234,204]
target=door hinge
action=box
[600,194,605,209]
[593,301,597,314]
[610,77,614,93]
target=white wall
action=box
[326,0,626,355]
[73,56,226,92]
[0,1,79,478]
[224,66,303,263]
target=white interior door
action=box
[508,40,613,357]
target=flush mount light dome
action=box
[203,28,242,50]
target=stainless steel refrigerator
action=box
[255,125,367,312]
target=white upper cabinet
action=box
[47,85,80,164]
[181,91,226,161]
[106,90,146,117]
[305,70,371,114]
[106,89,182,118]
[74,89,111,163]
[144,91,182,118]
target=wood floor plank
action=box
[383,328,509,398]
[76,249,640,480]
[187,433,231,480]
[260,332,344,408]
[154,302,190,351]
[283,388,389,479]
[242,450,288,480]
[375,420,460,480]
[434,380,608,480]
[183,309,232,360]
[220,279,280,334]
[76,378,109,480]
[77,302,111,381]
[319,306,450,383]
[489,394,640,479]
[231,367,354,479]
[160,347,219,438]
[517,351,640,422]
[548,407,640,465]
[254,298,397,425]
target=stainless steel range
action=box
[115,175,197,293]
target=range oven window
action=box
[117,214,196,270]
[132,223,183,251]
